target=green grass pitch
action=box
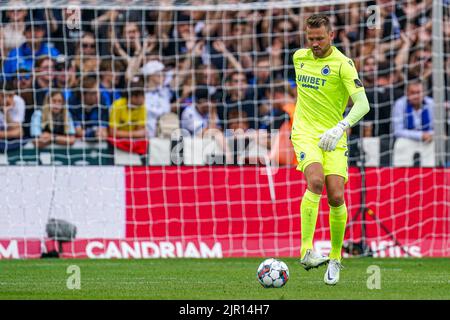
[0,258,449,299]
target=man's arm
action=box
[0,122,22,139]
[342,91,371,128]
[318,59,371,151]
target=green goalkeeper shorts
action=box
[290,134,349,183]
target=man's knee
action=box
[328,191,345,207]
[308,176,325,194]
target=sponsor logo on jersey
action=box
[296,74,327,90]
[354,79,363,88]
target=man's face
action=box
[25,26,45,44]
[124,23,140,43]
[0,92,15,108]
[129,94,144,108]
[306,25,334,58]
[196,99,209,115]
[202,68,219,86]
[228,73,248,97]
[256,60,270,81]
[407,83,424,107]
[37,58,55,83]
[83,86,98,106]
[148,73,164,87]
[363,57,376,82]
[177,23,191,37]
[232,23,247,37]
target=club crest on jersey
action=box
[321,65,330,76]
[300,62,304,69]
[299,152,306,161]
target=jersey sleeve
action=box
[339,59,365,97]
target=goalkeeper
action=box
[291,14,370,285]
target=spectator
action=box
[259,81,295,132]
[0,80,25,152]
[73,32,99,75]
[109,76,147,141]
[54,55,77,102]
[393,80,433,143]
[164,13,196,58]
[34,56,56,106]
[12,65,33,105]
[180,87,231,163]
[49,7,96,57]
[365,62,404,139]
[112,20,144,64]
[30,90,76,148]
[227,109,250,133]
[180,88,218,136]
[249,54,272,102]
[3,13,60,80]
[360,55,377,89]
[99,59,124,108]
[209,19,253,73]
[267,19,300,79]
[218,71,258,130]
[12,65,33,137]
[140,59,176,138]
[196,64,221,98]
[408,46,432,94]
[0,1,28,54]
[70,76,109,141]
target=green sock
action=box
[300,189,321,259]
[329,203,348,261]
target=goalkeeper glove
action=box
[318,120,349,152]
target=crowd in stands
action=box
[0,0,449,165]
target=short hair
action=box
[407,77,423,87]
[228,109,248,121]
[377,61,391,77]
[81,76,98,90]
[127,76,145,97]
[306,14,332,32]
[35,56,53,69]
[193,88,210,101]
[100,59,124,73]
[226,71,247,83]
[0,80,16,93]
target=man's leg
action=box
[300,162,325,258]
[325,174,347,261]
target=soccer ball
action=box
[256,258,289,288]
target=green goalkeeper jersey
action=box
[292,46,365,139]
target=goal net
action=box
[0,0,449,259]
